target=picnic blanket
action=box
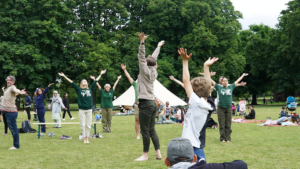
[265,124,298,127]
[232,118,266,123]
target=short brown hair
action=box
[191,77,211,99]
[146,56,156,66]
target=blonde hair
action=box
[80,79,89,90]
[104,84,111,88]
[159,108,166,116]
[191,77,211,99]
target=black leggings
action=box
[26,107,31,120]
[2,113,8,134]
[63,109,72,118]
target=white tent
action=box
[113,80,187,107]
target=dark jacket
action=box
[245,109,255,119]
[25,95,33,106]
[63,97,70,108]
[34,87,49,109]
[199,96,216,149]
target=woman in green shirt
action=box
[211,73,248,143]
[96,72,122,133]
[58,70,105,143]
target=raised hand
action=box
[20,89,26,95]
[90,75,95,80]
[121,64,126,70]
[169,76,175,80]
[204,57,219,66]
[158,41,165,47]
[101,69,107,75]
[117,75,122,79]
[58,72,65,77]
[243,73,249,76]
[178,48,192,61]
[211,72,216,76]
[48,83,54,87]
[240,81,247,86]
[137,32,149,42]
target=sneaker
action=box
[96,133,103,138]
[37,133,45,137]
[60,136,66,140]
[2,133,7,135]
[62,135,72,139]
[62,119,65,121]
[78,135,83,140]
[71,117,75,121]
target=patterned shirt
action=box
[1,85,17,112]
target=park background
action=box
[1,0,300,169]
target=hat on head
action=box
[167,137,194,164]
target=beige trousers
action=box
[79,109,92,137]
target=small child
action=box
[280,106,285,117]
[232,103,236,116]
[179,48,218,162]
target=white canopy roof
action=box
[113,80,187,107]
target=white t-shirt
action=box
[165,105,171,115]
[181,92,213,148]
[176,109,182,120]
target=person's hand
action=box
[90,75,95,80]
[204,57,219,66]
[101,69,106,75]
[240,81,247,86]
[20,89,26,95]
[121,64,126,70]
[48,83,54,87]
[210,72,216,76]
[137,32,149,42]
[58,72,65,77]
[65,108,68,110]
[117,75,122,79]
[2,87,4,90]
[157,40,165,47]
[169,76,175,80]
[155,62,158,69]
[243,73,249,76]
[178,48,192,61]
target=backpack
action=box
[21,121,31,133]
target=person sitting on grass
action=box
[178,47,217,162]
[58,71,104,143]
[280,106,285,117]
[157,108,175,124]
[164,137,248,169]
[244,106,255,119]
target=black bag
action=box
[206,118,218,128]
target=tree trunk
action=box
[251,93,258,105]
[93,90,97,107]
[16,95,21,110]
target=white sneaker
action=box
[71,117,75,121]
[62,119,65,121]
[37,133,45,136]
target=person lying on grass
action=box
[257,116,297,126]
[179,47,217,162]
[164,137,248,169]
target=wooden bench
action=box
[32,122,102,139]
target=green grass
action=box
[0,106,299,169]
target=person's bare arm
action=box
[211,79,216,87]
[236,81,247,87]
[235,73,248,87]
[58,72,73,83]
[96,83,101,91]
[199,71,216,76]
[12,87,26,95]
[169,75,184,88]
[178,48,193,99]
[2,87,5,92]
[96,69,106,81]
[204,57,219,81]
[113,75,122,91]
[151,41,165,60]
[121,64,134,85]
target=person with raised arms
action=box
[58,71,105,143]
[211,73,248,142]
[1,76,26,149]
[121,63,140,139]
[95,71,122,133]
[134,32,165,161]
[35,83,55,136]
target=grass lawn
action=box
[0,106,299,169]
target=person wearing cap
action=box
[165,137,248,169]
[96,73,122,133]
[121,63,140,139]
[49,91,67,128]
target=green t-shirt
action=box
[72,81,97,110]
[215,83,235,108]
[132,81,138,103]
[100,88,114,108]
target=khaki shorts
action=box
[134,104,139,118]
